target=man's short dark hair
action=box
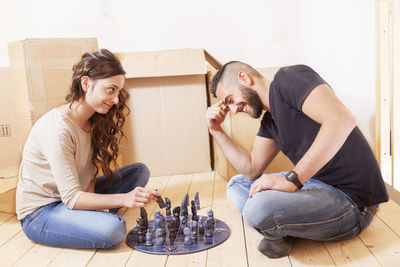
[209,61,261,97]
[209,61,238,97]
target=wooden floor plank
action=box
[0,215,22,246]
[0,231,35,266]
[289,239,335,266]
[13,243,63,267]
[324,237,381,267]
[48,248,95,267]
[243,222,292,267]
[376,200,400,237]
[0,212,14,225]
[358,216,400,267]
[87,175,170,267]
[165,172,215,267]
[206,173,248,267]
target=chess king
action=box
[206,61,388,258]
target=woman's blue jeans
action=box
[20,163,150,249]
[226,172,374,242]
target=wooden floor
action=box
[1,171,400,267]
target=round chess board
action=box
[126,217,231,255]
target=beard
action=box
[239,85,263,118]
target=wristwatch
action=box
[285,170,303,190]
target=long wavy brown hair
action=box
[65,49,129,184]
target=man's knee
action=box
[242,191,277,230]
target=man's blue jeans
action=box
[226,172,374,242]
[20,163,150,249]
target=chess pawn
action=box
[154,216,161,229]
[154,210,161,221]
[183,227,192,245]
[198,215,204,235]
[145,229,153,246]
[155,228,165,246]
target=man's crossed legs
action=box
[226,172,374,258]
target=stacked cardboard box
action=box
[116,49,221,176]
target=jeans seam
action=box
[261,205,356,235]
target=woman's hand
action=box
[123,187,159,208]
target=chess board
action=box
[126,217,231,255]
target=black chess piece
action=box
[198,215,204,235]
[136,218,146,243]
[191,200,198,221]
[145,228,153,246]
[167,219,177,241]
[180,193,189,217]
[155,194,166,209]
[183,227,192,245]
[172,206,180,229]
[127,229,139,244]
[194,192,200,210]
[165,197,171,216]
[140,207,148,230]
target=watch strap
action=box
[285,170,303,189]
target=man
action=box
[205,61,388,258]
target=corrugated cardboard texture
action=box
[0,67,21,174]
[117,49,208,78]
[122,75,211,176]
[8,38,98,146]
[212,67,294,180]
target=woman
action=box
[16,49,159,249]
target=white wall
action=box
[0,0,376,149]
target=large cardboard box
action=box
[8,38,99,148]
[116,49,221,176]
[0,67,21,178]
[211,67,294,180]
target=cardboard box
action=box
[116,49,221,176]
[8,38,99,148]
[211,67,294,180]
[0,67,21,177]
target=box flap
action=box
[116,49,221,78]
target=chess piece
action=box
[183,227,192,245]
[194,192,200,210]
[198,215,204,235]
[145,228,153,246]
[155,228,165,246]
[205,217,215,237]
[167,219,177,241]
[127,229,139,244]
[180,215,187,231]
[191,200,198,221]
[173,206,180,229]
[154,212,161,229]
[190,220,198,243]
[155,189,166,208]
[137,218,146,243]
[207,209,214,221]
[165,197,171,216]
[140,207,148,230]
[180,193,189,217]
[159,214,166,236]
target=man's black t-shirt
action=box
[257,65,388,208]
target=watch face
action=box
[287,172,296,181]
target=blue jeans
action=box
[21,163,150,249]
[226,172,374,241]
